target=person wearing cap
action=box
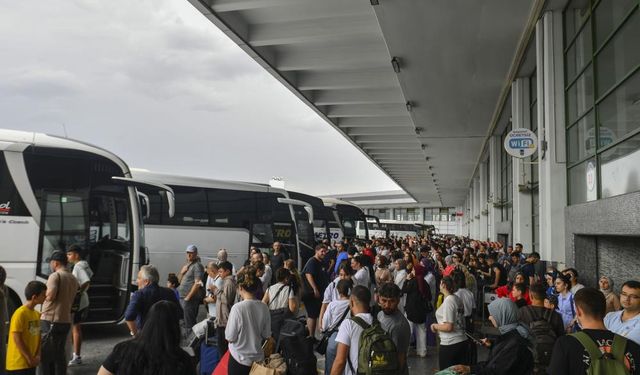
[40,250,79,375]
[177,244,205,331]
[66,245,94,366]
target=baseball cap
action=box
[47,250,67,263]
[185,244,198,253]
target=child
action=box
[6,281,47,375]
[167,273,180,301]
[511,282,528,308]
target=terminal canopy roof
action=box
[187,0,538,206]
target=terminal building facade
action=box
[189,0,639,288]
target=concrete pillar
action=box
[537,12,567,263]
[488,136,501,241]
[472,176,481,239]
[479,162,489,241]
[511,78,533,252]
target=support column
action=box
[489,136,501,241]
[538,12,567,263]
[511,78,533,252]
[472,176,481,239]
[479,162,489,241]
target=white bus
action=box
[356,219,387,240]
[321,198,380,242]
[379,219,419,239]
[0,130,173,323]
[131,170,313,279]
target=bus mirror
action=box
[161,189,175,218]
[111,176,175,218]
[137,192,150,219]
[304,206,313,225]
[277,198,314,224]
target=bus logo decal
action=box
[0,201,10,215]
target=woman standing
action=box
[284,259,302,315]
[263,268,297,340]
[599,275,621,314]
[554,274,575,331]
[403,266,430,358]
[226,268,271,375]
[98,301,195,375]
[430,276,468,370]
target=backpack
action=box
[278,318,316,375]
[525,308,556,373]
[347,316,399,375]
[571,332,630,375]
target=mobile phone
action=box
[464,331,484,346]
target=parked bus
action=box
[356,219,387,239]
[287,191,331,265]
[321,198,379,242]
[379,219,419,238]
[0,130,174,323]
[131,170,313,279]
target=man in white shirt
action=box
[67,245,93,366]
[331,285,373,375]
[605,280,640,345]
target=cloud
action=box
[1,68,84,99]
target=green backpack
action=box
[571,332,630,375]
[347,316,399,375]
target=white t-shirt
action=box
[353,268,370,288]
[435,294,466,345]
[323,277,341,304]
[454,288,475,318]
[266,283,293,310]
[335,313,373,375]
[260,265,272,292]
[322,299,350,332]
[394,270,408,313]
[206,275,224,317]
[226,300,271,366]
[72,260,93,311]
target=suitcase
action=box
[200,340,220,375]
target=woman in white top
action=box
[430,276,468,370]
[318,263,353,331]
[262,268,297,313]
[321,279,352,375]
[226,268,271,375]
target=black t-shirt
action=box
[302,256,328,296]
[491,263,508,286]
[518,305,565,339]
[548,329,640,375]
[521,263,536,284]
[103,340,195,375]
[324,249,337,270]
[271,251,287,273]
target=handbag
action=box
[250,354,287,375]
[269,285,292,339]
[315,305,350,355]
[250,362,277,375]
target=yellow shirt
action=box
[6,305,40,370]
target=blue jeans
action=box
[325,331,338,375]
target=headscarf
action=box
[600,276,614,298]
[444,255,453,266]
[488,298,532,342]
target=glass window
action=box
[597,70,640,146]
[566,20,593,83]
[564,0,592,45]
[567,110,597,164]
[568,158,598,204]
[600,133,640,198]
[595,11,640,96]
[169,187,208,225]
[566,65,595,124]
[208,189,256,228]
[593,0,638,48]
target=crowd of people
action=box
[1,235,639,375]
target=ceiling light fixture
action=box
[370,0,379,4]
[391,57,401,73]
[406,101,413,112]
[421,144,426,150]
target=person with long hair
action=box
[226,268,271,375]
[430,276,468,370]
[284,259,302,314]
[98,300,195,375]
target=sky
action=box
[0,0,400,196]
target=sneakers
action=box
[68,354,82,366]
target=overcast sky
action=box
[0,0,399,196]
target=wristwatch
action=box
[129,331,135,337]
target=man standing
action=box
[377,283,411,375]
[333,242,349,275]
[213,261,236,355]
[548,287,640,375]
[521,252,540,286]
[270,241,287,277]
[331,286,374,375]
[605,280,640,345]
[302,244,329,336]
[124,265,180,335]
[40,250,79,375]
[66,245,93,366]
[177,244,205,331]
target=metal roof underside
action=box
[187,0,535,206]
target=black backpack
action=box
[278,318,317,375]
[525,307,557,373]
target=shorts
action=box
[73,308,89,324]
[301,295,321,318]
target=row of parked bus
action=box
[0,129,400,325]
